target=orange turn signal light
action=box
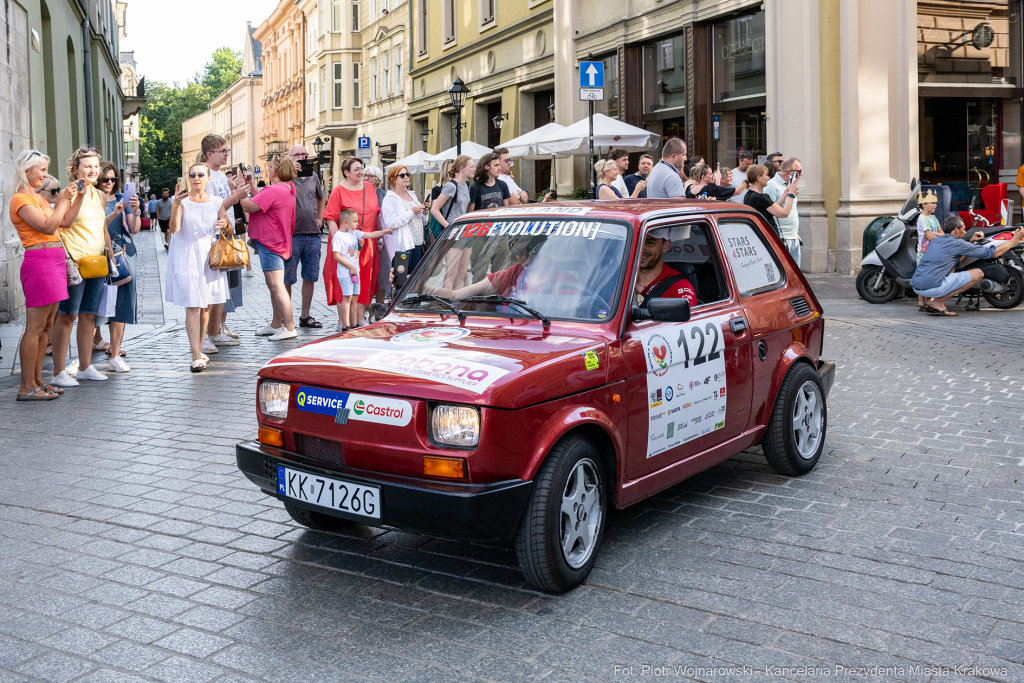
[258,426,284,447]
[612,394,621,403]
[423,456,467,480]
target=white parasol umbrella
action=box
[535,113,661,156]
[501,123,569,160]
[425,141,494,169]
[385,150,438,175]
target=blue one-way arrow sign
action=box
[580,61,604,88]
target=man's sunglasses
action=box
[189,172,207,178]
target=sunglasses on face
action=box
[397,173,409,178]
[99,177,116,184]
[41,188,59,196]
[189,172,206,178]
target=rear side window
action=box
[717,221,785,296]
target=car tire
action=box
[761,362,827,475]
[283,500,355,532]
[855,266,898,303]
[515,435,608,593]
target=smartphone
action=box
[639,173,647,181]
[122,182,135,214]
[176,177,188,194]
[392,251,411,288]
[76,179,84,192]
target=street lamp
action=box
[420,128,432,151]
[447,77,470,155]
[313,136,325,156]
[492,113,508,130]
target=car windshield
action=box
[397,217,630,322]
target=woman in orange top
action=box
[322,157,383,330]
[9,150,80,400]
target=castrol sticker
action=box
[294,386,412,426]
[390,328,471,346]
[359,351,509,394]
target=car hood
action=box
[260,319,612,408]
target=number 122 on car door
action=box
[641,314,730,459]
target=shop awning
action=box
[426,141,494,168]
[536,114,661,156]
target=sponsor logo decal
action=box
[359,351,509,394]
[715,420,725,430]
[391,328,471,346]
[644,334,672,377]
[650,388,663,408]
[665,386,674,402]
[294,386,411,426]
[667,422,675,439]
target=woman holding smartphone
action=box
[50,147,116,388]
[96,161,140,372]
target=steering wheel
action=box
[537,279,613,319]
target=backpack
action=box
[426,181,459,240]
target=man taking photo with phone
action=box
[624,154,653,199]
[766,157,803,265]
[285,144,326,329]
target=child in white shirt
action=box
[332,208,394,330]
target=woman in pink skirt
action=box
[9,150,80,401]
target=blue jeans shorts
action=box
[284,234,322,286]
[338,275,360,297]
[254,240,285,271]
[914,271,972,299]
[58,275,105,316]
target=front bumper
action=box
[817,360,836,398]
[236,441,534,544]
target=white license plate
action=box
[277,465,381,521]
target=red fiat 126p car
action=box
[237,200,835,592]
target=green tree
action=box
[138,47,243,191]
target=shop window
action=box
[712,11,766,103]
[593,53,619,119]
[917,1,1020,85]
[643,34,686,117]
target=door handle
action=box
[730,318,748,335]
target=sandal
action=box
[299,316,323,329]
[16,387,59,401]
[927,309,958,317]
[41,383,64,395]
[190,359,207,373]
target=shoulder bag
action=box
[210,219,251,271]
[426,182,458,240]
[77,251,109,280]
[60,237,83,286]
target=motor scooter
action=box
[857,181,1024,307]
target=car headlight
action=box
[259,381,291,419]
[431,405,480,447]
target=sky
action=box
[121,0,282,86]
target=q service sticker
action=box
[641,315,731,459]
[294,386,412,426]
[391,328,471,346]
[582,349,600,371]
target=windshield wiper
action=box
[456,295,550,328]
[399,294,466,321]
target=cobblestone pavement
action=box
[0,231,1022,683]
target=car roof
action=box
[463,198,764,224]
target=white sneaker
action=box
[50,370,79,387]
[243,269,255,277]
[256,324,281,336]
[202,338,219,354]
[66,359,79,376]
[108,357,130,373]
[221,324,239,340]
[77,365,108,381]
[268,329,298,341]
[209,333,240,346]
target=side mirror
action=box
[632,298,691,323]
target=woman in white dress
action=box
[165,163,230,372]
